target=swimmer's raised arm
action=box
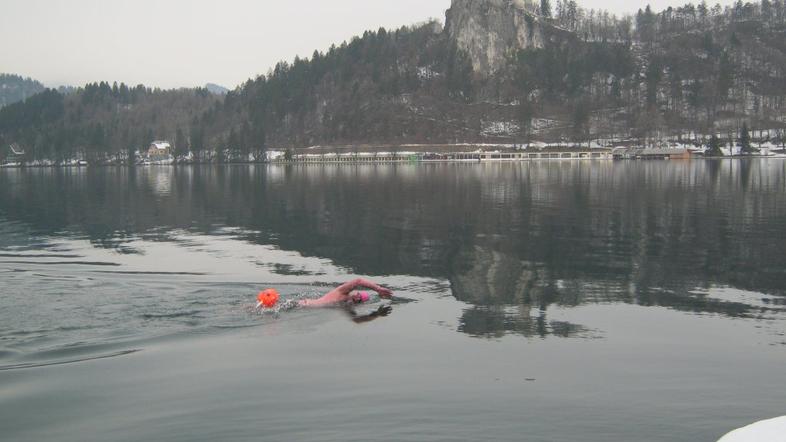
[336,278,393,298]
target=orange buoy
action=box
[256,289,280,308]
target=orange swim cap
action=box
[257,289,280,308]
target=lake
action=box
[1,160,785,442]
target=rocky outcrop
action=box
[445,0,546,77]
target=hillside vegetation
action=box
[0,74,45,109]
[1,0,785,162]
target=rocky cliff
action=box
[445,0,547,76]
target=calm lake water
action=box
[1,160,785,442]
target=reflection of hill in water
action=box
[458,304,589,339]
[1,161,785,338]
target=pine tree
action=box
[446,44,474,101]
[518,98,534,145]
[90,123,106,159]
[240,120,252,160]
[189,118,204,162]
[252,123,267,161]
[645,57,662,106]
[572,100,590,144]
[541,0,552,18]
[698,1,709,25]
[780,129,786,151]
[718,51,734,99]
[739,123,753,154]
[706,134,723,156]
[175,127,187,159]
[566,1,579,30]
[762,0,773,17]
[734,0,744,20]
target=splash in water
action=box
[246,290,320,317]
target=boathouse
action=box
[611,147,691,160]
[274,145,614,163]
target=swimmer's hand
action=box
[377,287,393,299]
[373,305,393,317]
[345,304,392,324]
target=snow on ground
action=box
[480,120,520,137]
[531,118,560,131]
[266,150,285,161]
[722,146,742,156]
[717,416,786,442]
[416,66,439,80]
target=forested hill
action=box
[223,0,786,149]
[0,74,45,109]
[0,83,220,162]
[2,0,786,162]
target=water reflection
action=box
[459,305,590,339]
[1,161,786,338]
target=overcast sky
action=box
[1,0,739,90]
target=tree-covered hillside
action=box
[212,21,474,150]
[1,0,785,162]
[214,0,786,150]
[0,74,45,109]
[0,82,220,162]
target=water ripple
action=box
[0,349,140,371]
[0,253,82,258]
[0,260,120,266]
[140,311,205,320]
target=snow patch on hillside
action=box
[481,120,520,137]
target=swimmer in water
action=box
[299,278,394,323]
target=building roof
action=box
[613,147,690,156]
[641,148,690,155]
[150,141,171,150]
[8,144,24,155]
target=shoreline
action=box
[4,143,786,168]
[2,154,785,168]
[5,141,786,168]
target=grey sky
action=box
[1,0,739,90]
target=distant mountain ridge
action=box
[205,83,229,95]
[0,74,45,108]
